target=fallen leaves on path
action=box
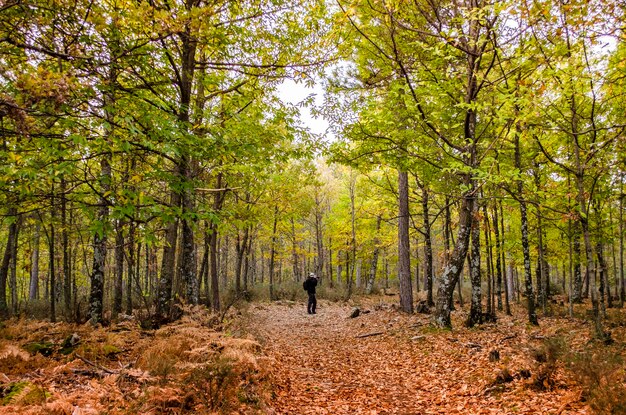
[249,299,596,415]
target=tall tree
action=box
[397,169,413,313]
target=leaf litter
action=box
[0,306,271,414]
[246,297,624,415]
[0,298,624,414]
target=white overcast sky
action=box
[276,79,329,137]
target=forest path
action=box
[247,299,587,415]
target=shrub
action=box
[22,300,50,320]
[317,284,348,302]
[186,356,237,411]
[567,349,626,414]
[273,281,307,302]
[530,336,566,391]
[137,337,191,378]
[246,282,306,303]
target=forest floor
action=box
[246,297,626,415]
[0,297,625,414]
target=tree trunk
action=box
[269,206,279,301]
[535,214,549,313]
[290,218,300,282]
[243,235,252,291]
[538,235,549,313]
[209,226,220,311]
[444,197,451,265]
[596,241,608,316]
[336,250,342,287]
[199,221,210,304]
[258,245,265,284]
[572,221,583,303]
[492,202,503,311]
[181,186,198,305]
[512,267,519,301]
[518,170,538,325]
[457,263,464,308]
[177,9,200,306]
[314,190,325,281]
[209,174,225,311]
[61,177,71,315]
[574,146,603,338]
[345,244,353,299]
[89,155,110,325]
[156,197,179,321]
[610,210,617,309]
[366,215,382,295]
[8,216,21,316]
[398,169,413,313]
[29,221,40,301]
[126,223,136,315]
[515,123,538,326]
[221,235,229,289]
[533,167,547,312]
[422,186,434,307]
[384,253,389,289]
[467,201,482,327]
[433,186,474,328]
[483,202,495,319]
[568,219,574,316]
[619,190,626,308]
[414,240,420,293]
[235,227,249,293]
[113,220,124,318]
[500,202,511,315]
[346,173,357,299]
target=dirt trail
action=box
[248,300,587,415]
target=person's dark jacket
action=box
[303,277,317,295]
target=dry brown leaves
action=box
[248,298,611,415]
[0,306,269,415]
[1,299,623,415]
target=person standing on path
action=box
[303,273,318,314]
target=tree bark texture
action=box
[209,174,225,311]
[422,187,434,306]
[467,202,482,327]
[492,203,503,312]
[61,177,71,315]
[434,187,474,327]
[113,220,124,317]
[398,169,413,313]
[89,158,110,325]
[314,189,325,281]
[515,122,538,326]
[269,205,279,301]
[619,193,626,308]
[366,215,382,295]
[29,221,41,301]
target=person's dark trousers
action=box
[307,293,317,314]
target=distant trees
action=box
[0,0,624,333]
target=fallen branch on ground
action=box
[75,353,118,374]
[356,331,384,339]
